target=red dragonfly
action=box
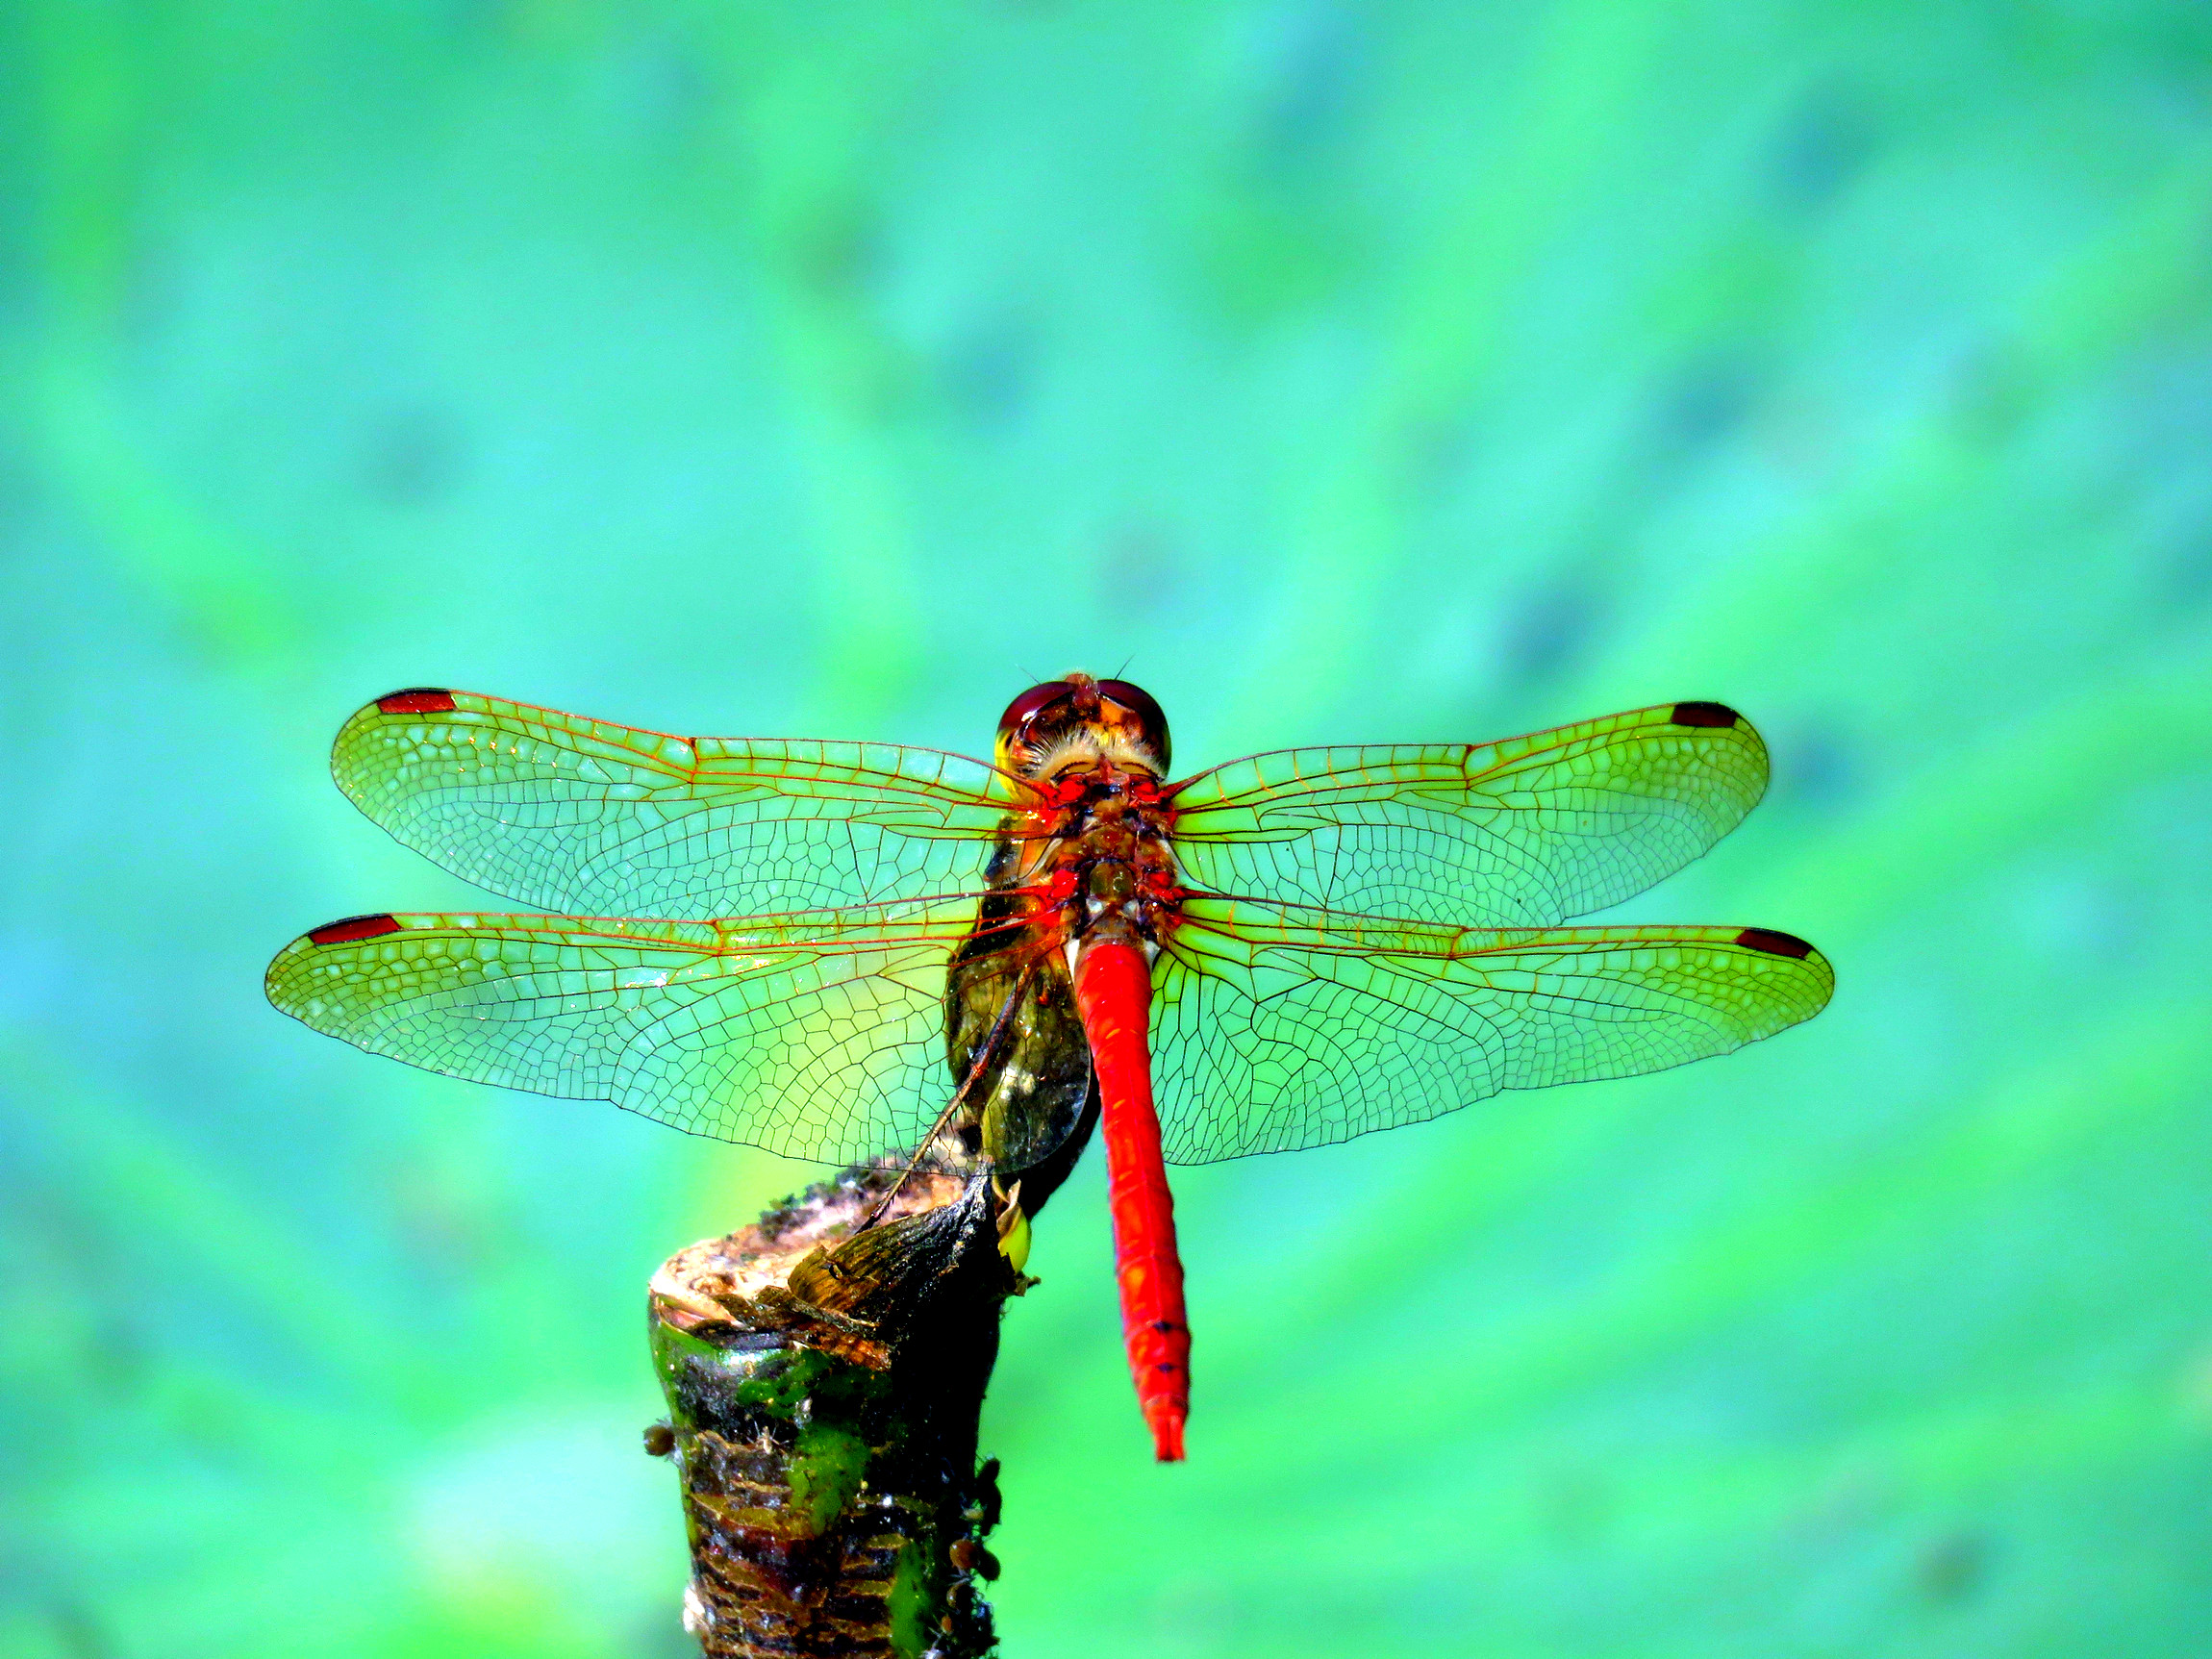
[267,676,1831,1461]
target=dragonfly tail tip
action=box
[1146,1403,1187,1463]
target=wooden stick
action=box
[646,1163,1022,1658]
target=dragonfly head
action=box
[996,673,1170,781]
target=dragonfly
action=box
[267,676,1831,1461]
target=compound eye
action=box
[1097,678,1170,769]
[997,680,1076,742]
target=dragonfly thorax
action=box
[1027,763,1181,941]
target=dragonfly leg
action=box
[859,965,1035,1234]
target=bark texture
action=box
[647,1166,1021,1658]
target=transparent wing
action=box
[264,899,990,1165]
[1168,701,1769,926]
[332,689,1026,916]
[1151,897,1831,1163]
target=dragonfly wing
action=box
[1168,701,1769,925]
[1151,897,1831,1164]
[333,690,1021,915]
[265,899,984,1166]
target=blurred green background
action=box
[5,3,2211,1655]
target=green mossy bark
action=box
[647,1168,1018,1658]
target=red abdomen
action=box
[1071,937,1190,1462]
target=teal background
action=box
[5,5,2210,1656]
